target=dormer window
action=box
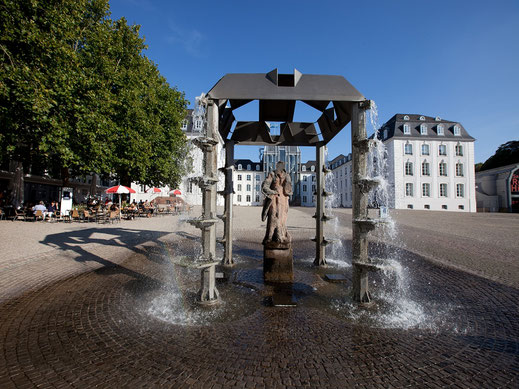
[437,124,444,136]
[256,165,260,171]
[420,124,427,135]
[247,164,251,171]
[435,116,441,121]
[403,115,410,121]
[302,166,306,172]
[453,125,461,136]
[383,129,388,139]
[310,166,315,172]
[194,119,203,131]
[238,164,242,170]
[419,116,425,121]
[181,119,188,130]
[403,124,411,134]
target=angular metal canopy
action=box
[206,69,365,146]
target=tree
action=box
[0,0,188,205]
[480,141,519,171]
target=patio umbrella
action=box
[105,185,136,218]
[169,189,182,196]
[146,187,162,193]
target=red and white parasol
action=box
[105,185,136,194]
[169,189,182,196]
[146,187,162,193]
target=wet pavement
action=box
[1,235,518,388]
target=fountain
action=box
[179,95,221,305]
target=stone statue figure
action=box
[261,161,293,245]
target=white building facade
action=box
[233,159,264,206]
[329,154,353,208]
[300,161,316,207]
[378,114,476,212]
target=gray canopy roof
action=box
[206,69,366,146]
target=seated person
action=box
[32,201,47,218]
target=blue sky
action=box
[109,0,519,164]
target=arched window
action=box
[422,161,430,176]
[403,124,411,134]
[456,162,464,177]
[403,115,410,121]
[437,124,444,136]
[404,143,413,155]
[238,164,242,170]
[247,164,251,171]
[405,161,413,176]
[435,116,441,121]
[310,166,315,172]
[420,124,427,135]
[302,165,306,172]
[419,116,425,121]
[439,161,447,176]
[454,125,461,136]
[256,165,260,171]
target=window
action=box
[424,204,430,209]
[256,195,260,202]
[312,184,316,193]
[237,174,242,181]
[303,196,307,203]
[435,116,441,121]
[405,183,413,197]
[439,144,447,155]
[419,116,425,121]
[420,124,427,135]
[421,144,430,155]
[237,184,242,191]
[454,125,461,136]
[407,204,414,209]
[312,175,315,182]
[383,129,388,139]
[456,183,464,197]
[405,161,413,176]
[302,166,306,172]
[437,125,444,135]
[455,144,463,156]
[246,184,251,191]
[255,174,260,181]
[456,162,464,177]
[247,174,251,181]
[442,205,448,210]
[304,176,308,181]
[247,164,251,170]
[439,162,447,176]
[256,165,260,171]
[303,185,307,191]
[422,183,431,197]
[310,166,315,172]
[439,183,447,197]
[194,120,203,131]
[181,119,188,130]
[237,195,242,202]
[458,205,464,210]
[403,115,410,120]
[422,161,430,176]
[246,195,251,202]
[403,124,411,134]
[255,185,260,191]
[187,182,193,193]
[238,164,242,170]
[404,143,413,155]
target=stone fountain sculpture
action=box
[261,161,294,283]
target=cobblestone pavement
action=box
[0,209,518,388]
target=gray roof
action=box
[377,114,475,142]
[234,159,263,171]
[205,69,367,146]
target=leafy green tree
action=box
[0,0,188,205]
[480,141,519,171]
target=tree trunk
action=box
[8,161,24,208]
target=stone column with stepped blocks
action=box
[351,100,377,304]
[186,98,220,305]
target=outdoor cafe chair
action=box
[0,208,5,220]
[70,209,80,222]
[12,209,26,221]
[34,210,44,221]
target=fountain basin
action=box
[187,217,219,229]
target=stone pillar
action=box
[351,101,371,303]
[313,143,326,266]
[222,140,234,266]
[202,101,218,260]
